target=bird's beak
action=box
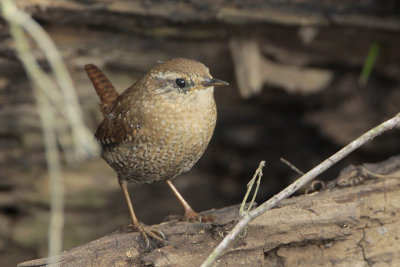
[202,78,229,87]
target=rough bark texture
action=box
[18,156,400,266]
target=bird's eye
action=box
[175,78,186,88]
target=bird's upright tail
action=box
[84,64,119,115]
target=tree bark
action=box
[18,156,400,267]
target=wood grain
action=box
[19,156,400,266]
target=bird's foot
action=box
[129,222,165,248]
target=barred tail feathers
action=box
[85,64,119,114]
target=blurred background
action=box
[1,0,400,266]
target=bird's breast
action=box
[112,89,217,183]
[147,90,217,171]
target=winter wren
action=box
[85,58,228,246]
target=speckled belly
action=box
[102,101,216,184]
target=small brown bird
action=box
[85,58,228,246]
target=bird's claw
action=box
[130,223,165,248]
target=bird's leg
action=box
[119,180,165,247]
[166,180,205,221]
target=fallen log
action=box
[19,156,400,266]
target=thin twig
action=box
[3,0,99,162]
[2,1,64,265]
[280,157,304,175]
[201,112,400,267]
[2,1,100,265]
[36,87,64,267]
[239,161,265,216]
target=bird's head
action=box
[144,58,228,97]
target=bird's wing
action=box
[95,94,144,146]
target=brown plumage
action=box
[85,64,119,115]
[85,58,228,246]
